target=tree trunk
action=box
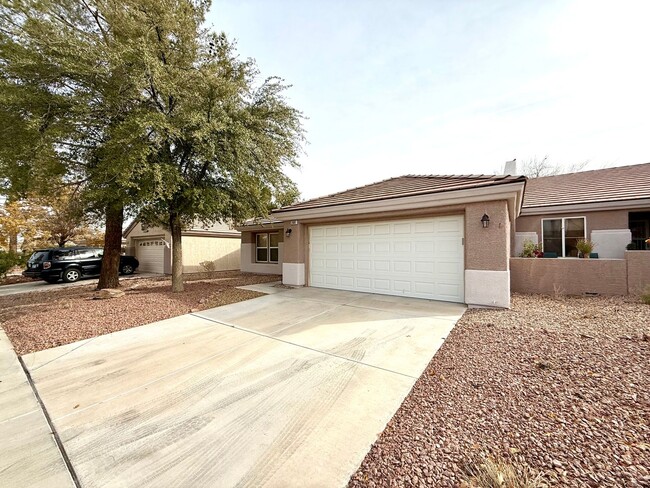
[169,210,184,292]
[97,204,124,290]
[9,233,18,253]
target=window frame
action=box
[541,216,587,257]
[255,232,280,263]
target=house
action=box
[514,163,650,258]
[238,175,527,308]
[123,220,241,274]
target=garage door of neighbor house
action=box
[135,239,165,274]
[309,216,464,302]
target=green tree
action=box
[0,0,178,288]
[138,31,304,291]
[1,0,304,293]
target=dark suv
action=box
[23,247,139,284]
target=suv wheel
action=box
[120,264,134,275]
[63,268,81,283]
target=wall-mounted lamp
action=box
[481,213,490,228]
[285,228,293,237]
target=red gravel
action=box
[349,294,650,488]
[0,271,280,355]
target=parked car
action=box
[23,247,139,284]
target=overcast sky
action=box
[208,0,650,199]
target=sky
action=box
[208,0,650,199]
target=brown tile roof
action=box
[522,163,650,209]
[274,174,526,213]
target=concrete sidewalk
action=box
[0,329,74,487]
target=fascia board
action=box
[273,183,526,221]
[520,198,650,216]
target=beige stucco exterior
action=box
[511,251,650,296]
[239,182,524,307]
[626,251,650,295]
[124,221,240,274]
[516,209,628,234]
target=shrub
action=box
[462,454,548,488]
[626,242,637,250]
[199,260,217,272]
[0,251,24,278]
[576,239,596,257]
[520,240,542,258]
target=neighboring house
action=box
[515,163,650,258]
[238,175,527,308]
[123,220,241,274]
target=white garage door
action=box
[135,239,165,274]
[309,216,464,302]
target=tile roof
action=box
[522,163,650,209]
[274,174,526,213]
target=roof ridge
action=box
[532,161,650,180]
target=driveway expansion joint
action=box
[190,312,418,379]
[17,356,82,488]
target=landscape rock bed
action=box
[0,271,279,355]
[349,293,650,488]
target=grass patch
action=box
[462,454,549,488]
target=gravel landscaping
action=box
[349,293,650,488]
[0,271,280,355]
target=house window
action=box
[256,232,279,263]
[542,217,586,257]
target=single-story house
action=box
[123,220,241,274]
[515,163,650,258]
[238,174,527,308]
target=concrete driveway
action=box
[17,286,465,487]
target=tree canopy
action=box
[0,0,305,290]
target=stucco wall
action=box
[516,209,628,234]
[465,200,510,271]
[239,229,284,275]
[626,251,650,295]
[510,257,628,295]
[181,236,240,273]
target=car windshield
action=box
[28,251,49,263]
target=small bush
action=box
[576,239,596,257]
[0,251,24,278]
[626,242,637,250]
[462,454,548,488]
[199,260,217,272]
[520,240,542,258]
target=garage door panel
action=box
[310,216,464,302]
[136,239,165,274]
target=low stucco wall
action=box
[182,236,241,273]
[626,251,650,295]
[510,257,628,295]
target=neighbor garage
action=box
[309,216,464,302]
[135,239,165,274]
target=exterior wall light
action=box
[285,228,292,237]
[481,213,490,228]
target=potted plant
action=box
[576,239,596,258]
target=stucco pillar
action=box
[464,200,511,308]
[282,222,306,286]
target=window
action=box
[256,232,279,263]
[542,217,586,257]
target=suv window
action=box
[75,249,96,259]
[52,250,76,261]
[29,251,50,263]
